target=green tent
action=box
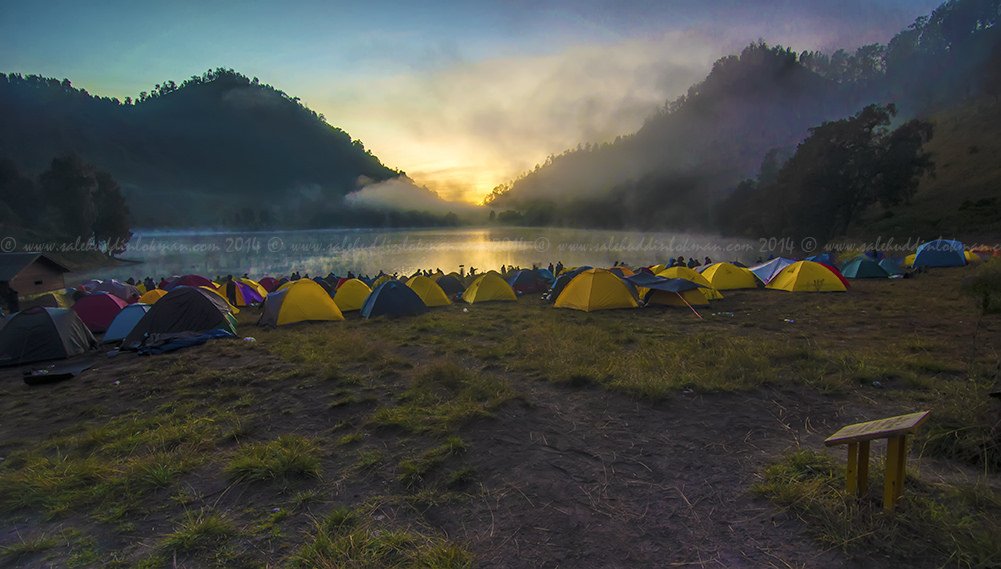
[840,256,890,279]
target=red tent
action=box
[819,263,851,289]
[258,276,280,292]
[72,292,128,333]
[162,274,215,290]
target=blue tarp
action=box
[137,329,236,355]
[624,274,703,293]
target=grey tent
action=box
[122,287,236,349]
[0,307,96,367]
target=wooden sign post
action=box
[824,410,930,511]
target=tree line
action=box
[486,0,1000,238]
[716,104,935,241]
[0,155,132,255]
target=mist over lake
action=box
[77,227,759,282]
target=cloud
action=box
[345,176,477,215]
[317,31,722,203]
[312,1,940,204]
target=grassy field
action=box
[0,266,999,568]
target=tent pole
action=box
[677,292,704,319]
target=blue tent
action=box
[102,303,152,344]
[748,258,795,284]
[360,281,428,319]
[548,267,588,301]
[840,256,890,279]
[508,270,548,294]
[536,268,555,284]
[435,274,465,295]
[913,239,966,268]
[879,258,904,276]
[805,252,836,265]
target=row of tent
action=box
[0,271,526,366]
[2,239,988,367]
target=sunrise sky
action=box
[2,0,941,203]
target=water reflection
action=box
[76,227,759,283]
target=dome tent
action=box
[72,292,128,333]
[463,272,517,304]
[259,279,343,327]
[913,239,966,268]
[701,262,759,290]
[102,303,152,344]
[0,307,96,366]
[554,269,638,312]
[406,275,451,307]
[840,256,890,279]
[333,279,372,312]
[766,261,847,292]
[123,287,236,349]
[361,280,428,318]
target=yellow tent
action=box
[333,279,371,312]
[903,254,916,268]
[372,275,393,288]
[645,288,709,307]
[406,275,451,307]
[199,285,240,313]
[462,272,517,304]
[555,269,638,312]
[23,289,74,309]
[138,289,168,305]
[656,266,724,300]
[136,283,148,294]
[964,250,983,263]
[259,279,343,326]
[650,264,667,274]
[701,262,758,290]
[238,277,268,298]
[767,261,847,292]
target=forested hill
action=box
[486,0,1001,234]
[0,69,401,227]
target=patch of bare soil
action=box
[430,379,869,569]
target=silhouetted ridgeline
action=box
[0,68,459,229]
[487,0,1001,237]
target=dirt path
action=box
[427,379,866,568]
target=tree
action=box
[718,104,936,241]
[874,119,935,207]
[92,171,132,255]
[38,155,97,239]
[0,158,42,226]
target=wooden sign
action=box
[824,410,931,511]
[824,411,931,446]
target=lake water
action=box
[75,227,763,283]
